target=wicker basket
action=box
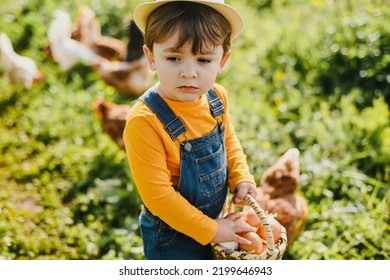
[212,194,287,260]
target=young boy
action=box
[123,0,257,259]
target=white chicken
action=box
[47,9,100,71]
[0,32,43,89]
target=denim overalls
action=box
[138,88,228,260]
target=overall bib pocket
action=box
[195,144,227,198]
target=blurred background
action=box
[0,0,389,259]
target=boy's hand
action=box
[233,181,257,204]
[212,212,256,245]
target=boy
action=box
[124,0,257,259]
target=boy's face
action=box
[143,32,231,102]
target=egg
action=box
[239,231,264,254]
[243,207,261,227]
[257,215,282,243]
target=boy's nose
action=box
[180,62,197,78]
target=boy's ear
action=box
[218,50,231,73]
[143,45,156,71]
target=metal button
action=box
[219,122,225,132]
[184,142,192,152]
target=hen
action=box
[93,98,132,150]
[71,6,126,61]
[94,20,155,97]
[0,32,43,89]
[255,148,308,246]
[47,9,100,71]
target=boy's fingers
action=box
[240,223,257,233]
[233,189,245,204]
[234,220,256,234]
[234,223,257,245]
[249,188,258,199]
[236,234,252,245]
[225,212,244,221]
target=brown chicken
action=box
[94,20,155,98]
[255,148,308,246]
[94,55,154,98]
[72,6,126,61]
[93,98,132,150]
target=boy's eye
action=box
[167,57,180,62]
[198,58,211,63]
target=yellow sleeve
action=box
[123,105,217,245]
[213,84,256,193]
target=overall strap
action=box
[139,90,187,141]
[207,88,225,118]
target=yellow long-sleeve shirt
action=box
[123,83,255,245]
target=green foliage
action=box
[1,0,389,260]
[223,0,390,260]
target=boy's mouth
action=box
[178,86,198,91]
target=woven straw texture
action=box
[212,194,287,260]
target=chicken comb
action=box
[92,98,105,119]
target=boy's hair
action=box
[144,2,231,55]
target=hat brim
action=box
[133,0,244,41]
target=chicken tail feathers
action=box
[125,19,144,62]
[0,32,14,54]
[0,33,16,71]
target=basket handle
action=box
[244,194,275,252]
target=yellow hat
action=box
[133,0,244,41]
